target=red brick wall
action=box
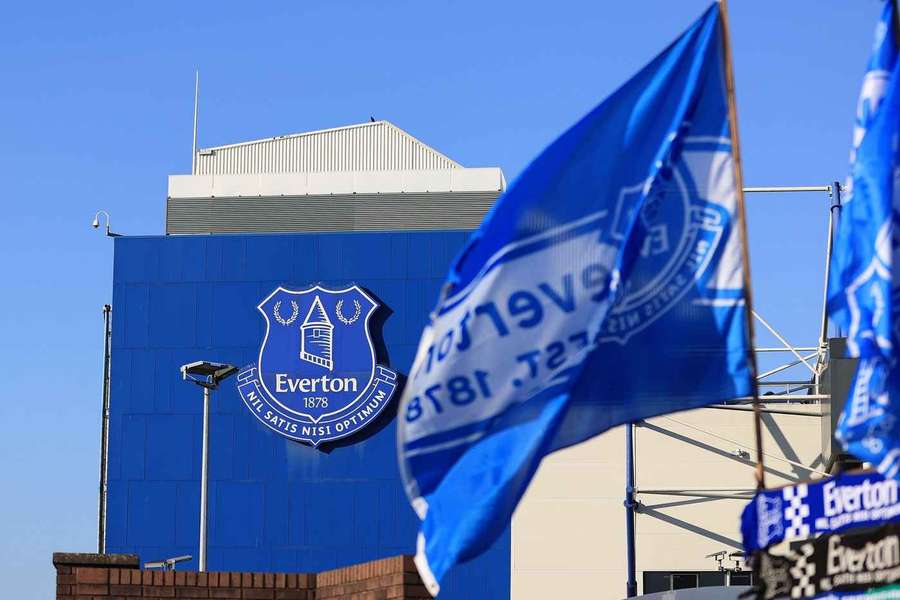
[53,553,428,600]
[316,556,430,600]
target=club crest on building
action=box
[236,285,397,446]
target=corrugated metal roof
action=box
[195,121,462,175]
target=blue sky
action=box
[0,1,880,598]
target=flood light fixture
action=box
[144,555,193,571]
[179,360,237,572]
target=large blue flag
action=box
[397,4,751,594]
[827,1,900,478]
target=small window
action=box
[671,573,698,590]
[643,570,752,594]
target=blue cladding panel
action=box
[108,231,510,599]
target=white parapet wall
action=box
[168,168,506,199]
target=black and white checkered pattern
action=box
[783,483,810,540]
[789,543,816,599]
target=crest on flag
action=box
[844,222,893,356]
[236,285,397,446]
[397,5,752,593]
[601,141,731,344]
[828,0,900,480]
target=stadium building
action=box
[101,120,833,599]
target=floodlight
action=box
[705,550,728,572]
[181,360,239,389]
[179,360,237,573]
[144,555,193,571]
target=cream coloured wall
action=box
[511,404,824,599]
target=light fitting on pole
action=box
[144,555,193,571]
[181,361,239,389]
[91,210,121,237]
[179,360,237,573]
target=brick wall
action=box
[316,557,429,600]
[53,553,429,600]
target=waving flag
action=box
[827,1,900,478]
[397,4,752,594]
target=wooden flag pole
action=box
[718,0,766,490]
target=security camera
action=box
[91,210,120,236]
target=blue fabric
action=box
[396,4,752,594]
[740,470,900,555]
[827,2,900,478]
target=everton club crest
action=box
[236,285,397,446]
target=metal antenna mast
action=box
[192,70,199,175]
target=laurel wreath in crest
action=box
[273,300,299,326]
[335,299,361,325]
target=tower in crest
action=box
[300,295,334,370]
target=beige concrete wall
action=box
[511,404,824,599]
[511,426,626,599]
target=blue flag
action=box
[827,1,900,478]
[397,4,751,593]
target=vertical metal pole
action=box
[830,182,842,336]
[815,182,841,392]
[98,304,112,554]
[625,423,637,598]
[199,386,210,572]
[192,70,199,175]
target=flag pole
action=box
[718,0,765,490]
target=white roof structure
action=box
[167,120,506,234]
[194,120,462,175]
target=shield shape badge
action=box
[236,285,397,446]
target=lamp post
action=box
[98,304,112,554]
[180,361,238,572]
[90,212,118,553]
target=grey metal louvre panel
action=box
[195,122,461,176]
[166,191,499,234]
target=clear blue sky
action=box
[0,1,879,598]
